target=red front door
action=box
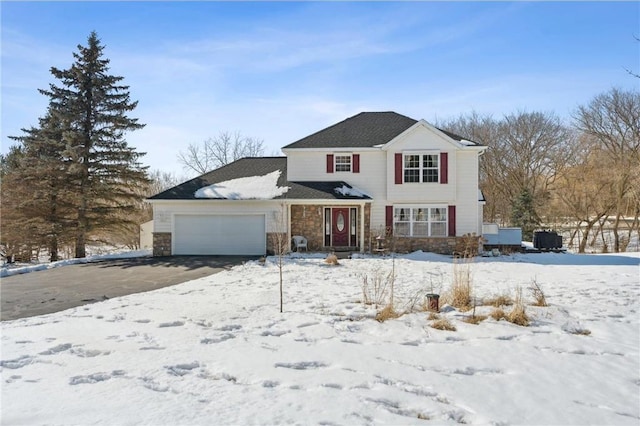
[332,208,350,246]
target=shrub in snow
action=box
[490,308,507,321]
[442,258,473,311]
[529,279,548,307]
[324,253,339,265]
[375,304,400,322]
[483,293,513,307]
[506,287,530,326]
[430,317,457,331]
[360,269,391,307]
[463,314,488,325]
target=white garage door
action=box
[173,214,266,255]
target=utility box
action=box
[533,231,563,250]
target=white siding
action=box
[139,220,153,249]
[283,124,484,237]
[286,151,386,197]
[152,200,287,234]
[455,151,481,235]
[385,126,456,204]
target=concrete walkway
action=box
[0,256,255,321]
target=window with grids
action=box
[403,153,439,183]
[393,206,447,237]
[334,155,351,172]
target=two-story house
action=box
[147,112,486,256]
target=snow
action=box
[334,184,370,198]
[0,249,152,278]
[1,251,639,425]
[194,170,290,199]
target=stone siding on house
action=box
[290,204,371,251]
[153,232,172,256]
[290,205,324,251]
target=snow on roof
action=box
[334,184,370,198]
[460,139,477,146]
[194,170,290,199]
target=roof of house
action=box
[148,157,372,201]
[282,111,479,149]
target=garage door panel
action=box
[174,215,265,255]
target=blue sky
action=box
[2,1,639,177]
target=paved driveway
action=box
[0,256,255,321]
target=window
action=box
[393,206,447,237]
[403,153,439,183]
[335,155,351,172]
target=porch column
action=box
[360,202,366,253]
[287,202,292,253]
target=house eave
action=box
[146,198,372,204]
[282,147,382,153]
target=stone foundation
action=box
[391,237,458,255]
[387,235,482,256]
[153,232,172,256]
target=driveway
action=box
[0,256,256,321]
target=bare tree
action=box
[440,111,574,228]
[269,202,289,313]
[573,88,640,252]
[177,131,265,176]
[553,135,617,252]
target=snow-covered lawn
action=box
[1,252,639,425]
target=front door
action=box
[332,208,350,246]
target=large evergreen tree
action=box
[38,31,148,258]
[8,113,76,261]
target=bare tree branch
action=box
[177,131,265,176]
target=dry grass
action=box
[529,279,548,307]
[324,253,339,265]
[430,317,457,331]
[489,308,506,321]
[506,287,529,326]
[443,258,473,311]
[483,294,513,307]
[463,314,488,325]
[375,304,400,322]
[569,328,592,336]
[427,312,440,320]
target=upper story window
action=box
[404,153,439,183]
[327,153,360,174]
[334,155,352,172]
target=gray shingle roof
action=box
[148,157,371,201]
[282,111,479,149]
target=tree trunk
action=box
[612,212,622,253]
[579,220,596,253]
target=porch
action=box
[289,203,371,252]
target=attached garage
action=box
[173,214,266,255]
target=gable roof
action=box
[282,111,479,149]
[148,157,371,201]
